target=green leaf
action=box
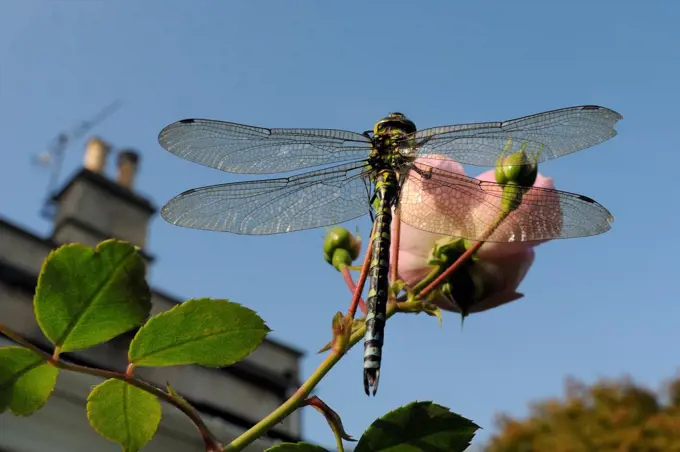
[34,240,151,352]
[87,379,161,452]
[265,443,329,451]
[355,401,479,452]
[128,298,269,367]
[0,347,59,416]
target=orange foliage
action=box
[485,375,680,452]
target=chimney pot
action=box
[83,137,110,173]
[117,150,140,189]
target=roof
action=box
[51,168,157,215]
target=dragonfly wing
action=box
[161,162,372,235]
[413,105,622,167]
[398,162,613,242]
[159,119,373,174]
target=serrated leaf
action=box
[34,240,151,352]
[355,401,479,452]
[128,298,269,367]
[87,379,161,452]
[265,443,329,451]
[0,347,59,415]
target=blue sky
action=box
[1,1,679,449]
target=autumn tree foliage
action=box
[485,375,680,452]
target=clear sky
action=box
[1,1,679,449]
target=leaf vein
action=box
[56,247,136,347]
[0,361,43,389]
[134,326,262,361]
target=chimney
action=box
[116,150,139,189]
[49,138,156,262]
[83,137,110,173]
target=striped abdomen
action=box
[363,169,396,396]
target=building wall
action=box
[0,154,306,450]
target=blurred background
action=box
[1,1,679,451]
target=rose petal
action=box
[390,155,550,314]
[431,247,535,313]
[394,222,437,283]
[398,164,486,250]
[467,292,524,314]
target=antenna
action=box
[33,100,122,219]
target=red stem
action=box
[390,208,401,283]
[348,238,373,320]
[341,267,367,315]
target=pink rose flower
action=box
[394,155,559,314]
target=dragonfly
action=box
[158,105,622,395]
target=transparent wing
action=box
[412,105,622,167]
[158,119,373,174]
[161,162,373,235]
[398,162,613,242]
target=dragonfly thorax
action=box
[371,112,418,164]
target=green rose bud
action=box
[323,226,362,271]
[495,147,538,187]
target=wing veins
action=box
[161,162,372,234]
[159,119,373,174]
[400,163,612,242]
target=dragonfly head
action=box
[373,112,417,137]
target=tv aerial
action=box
[33,99,122,219]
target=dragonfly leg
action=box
[368,191,377,223]
[411,163,434,180]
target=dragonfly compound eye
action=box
[373,113,417,136]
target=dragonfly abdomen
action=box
[363,169,396,396]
